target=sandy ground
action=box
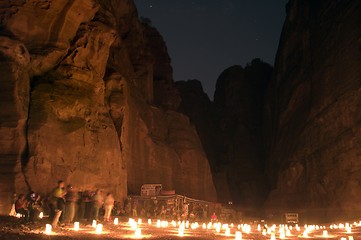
[0,215,360,239]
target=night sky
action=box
[134,0,288,99]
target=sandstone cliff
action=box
[0,0,216,214]
[177,59,273,208]
[265,0,361,221]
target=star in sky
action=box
[134,0,288,99]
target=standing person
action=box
[15,194,29,222]
[64,185,78,224]
[160,205,166,219]
[92,189,103,221]
[50,180,66,224]
[103,193,115,221]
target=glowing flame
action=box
[225,227,231,236]
[39,212,43,219]
[178,226,185,237]
[235,231,242,240]
[148,219,152,225]
[45,224,52,235]
[74,222,80,231]
[95,224,103,234]
[134,228,142,238]
[92,220,97,228]
[279,230,285,239]
[270,233,276,240]
[114,217,119,225]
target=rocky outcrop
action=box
[177,59,273,208]
[265,0,361,221]
[213,60,272,208]
[0,0,216,214]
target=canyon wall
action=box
[177,59,273,208]
[0,0,216,215]
[265,0,361,221]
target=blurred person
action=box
[15,194,29,222]
[103,193,115,221]
[64,185,78,223]
[50,180,66,224]
[92,189,104,221]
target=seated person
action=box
[15,194,29,222]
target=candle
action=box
[279,230,285,239]
[114,217,119,225]
[45,224,52,235]
[322,230,328,237]
[202,223,207,229]
[134,228,142,238]
[225,228,230,236]
[178,226,184,236]
[95,224,103,234]
[39,212,43,219]
[73,222,80,231]
[348,236,354,240]
[161,220,168,228]
[148,219,152,225]
[16,213,21,218]
[138,218,142,225]
[235,231,242,240]
[270,233,276,240]
[156,219,161,228]
[92,220,97,228]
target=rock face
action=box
[177,59,273,208]
[0,0,216,214]
[265,0,361,221]
[213,60,272,208]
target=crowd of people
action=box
[12,180,219,226]
[13,180,117,225]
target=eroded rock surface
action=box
[264,0,361,221]
[0,0,216,214]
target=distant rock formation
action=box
[177,59,273,209]
[0,0,216,214]
[264,0,361,221]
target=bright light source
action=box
[74,222,79,231]
[45,224,52,235]
[95,224,103,234]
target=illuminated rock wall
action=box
[265,0,361,221]
[0,0,216,214]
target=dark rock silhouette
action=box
[177,59,273,209]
